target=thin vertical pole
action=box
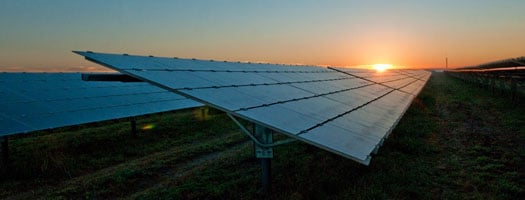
[253,124,273,192]
[261,158,271,192]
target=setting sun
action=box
[372,64,392,72]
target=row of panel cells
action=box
[365,91,412,121]
[1,118,34,136]
[133,70,347,90]
[275,92,413,161]
[380,78,417,89]
[231,84,392,133]
[0,87,26,104]
[86,53,160,70]
[258,71,349,83]
[298,123,376,162]
[133,70,276,89]
[323,90,412,140]
[366,92,413,136]
[180,79,391,113]
[400,70,426,76]
[0,73,152,91]
[4,97,198,136]
[3,83,166,103]
[177,67,340,83]
[10,100,182,134]
[289,78,365,95]
[298,92,415,162]
[3,91,180,116]
[346,70,428,78]
[235,102,321,135]
[182,84,300,111]
[335,68,394,74]
[298,106,393,160]
[344,72,407,82]
[151,55,271,71]
[365,74,409,83]
[397,71,424,78]
[401,82,427,94]
[149,55,328,72]
[291,80,388,100]
[407,71,431,80]
[321,85,388,107]
[89,52,326,72]
[0,73,81,82]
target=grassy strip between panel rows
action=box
[1,72,524,199]
[1,109,247,198]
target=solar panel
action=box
[0,73,202,136]
[76,51,431,165]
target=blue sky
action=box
[1,0,524,71]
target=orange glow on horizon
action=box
[371,64,392,72]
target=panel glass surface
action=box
[76,51,431,165]
[0,73,202,136]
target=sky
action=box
[1,0,524,71]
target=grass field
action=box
[1,72,523,199]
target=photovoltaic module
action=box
[0,73,202,136]
[75,51,431,165]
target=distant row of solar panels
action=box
[0,73,202,136]
[76,51,431,165]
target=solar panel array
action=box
[0,73,202,136]
[76,51,431,165]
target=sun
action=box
[372,64,392,72]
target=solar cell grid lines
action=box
[0,73,202,136]
[76,51,431,165]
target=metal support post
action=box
[253,124,273,192]
[261,158,271,192]
[1,136,8,164]
[131,117,137,137]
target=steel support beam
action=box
[226,113,295,191]
[261,158,271,192]
[253,124,273,192]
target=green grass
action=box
[1,72,523,199]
